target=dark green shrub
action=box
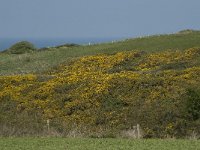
[55,43,80,48]
[186,88,200,121]
[7,41,36,54]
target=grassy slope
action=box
[1,31,200,75]
[0,138,199,150]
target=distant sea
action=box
[0,37,125,51]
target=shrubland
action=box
[0,47,199,138]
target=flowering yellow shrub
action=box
[137,48,200,71]
[0,48,200,137]
[0,74,37,100]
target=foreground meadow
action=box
[0,138,199,150]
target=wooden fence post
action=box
[137,124,141,138]
[47,119,50,132]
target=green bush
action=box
[186,88,200,121]
[7,41,36,54]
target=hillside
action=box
[0,47,200,137]
[1,31,200,75]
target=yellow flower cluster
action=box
[137,48,200,70]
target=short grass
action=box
[1,31,200,75]
[0,138,199,150]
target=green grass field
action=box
[0,138,199,150]
[1,31,200,75]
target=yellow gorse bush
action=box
[0,48,200,137]
[137,48,200,70]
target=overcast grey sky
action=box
[0,0,199,38]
